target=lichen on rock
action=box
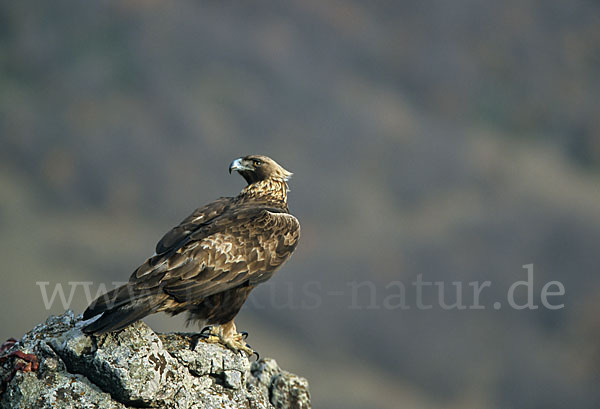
[0,311,311,409]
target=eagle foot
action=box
[199,326,254,357]
[198,325,220,343]
[224,337,254,357]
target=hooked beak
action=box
[229,158,253,174]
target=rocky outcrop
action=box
[0,311,310,409]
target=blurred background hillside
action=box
[1,1,600,408]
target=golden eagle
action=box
[83,155,300,355]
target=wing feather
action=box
[154,197,233,256]
[128,207,300,304]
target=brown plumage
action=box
[82,155,300,354]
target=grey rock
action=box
[0,311,311,409]
[249,359,311,409]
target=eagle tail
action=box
[82,285,166,334]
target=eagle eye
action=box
[253,159,263,166]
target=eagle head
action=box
[229,155,292,185]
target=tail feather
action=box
[82,284,166,334]
[83,285,135,320]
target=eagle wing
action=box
[154,196,233,256]
[130,206,300,303]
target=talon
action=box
[198,326,220,341]
[199,326,223,345]
[240,331,249,340]
[219,336,254,357]
[233,342,254,357]
[198,321,255,357]
[191,331,207,349]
